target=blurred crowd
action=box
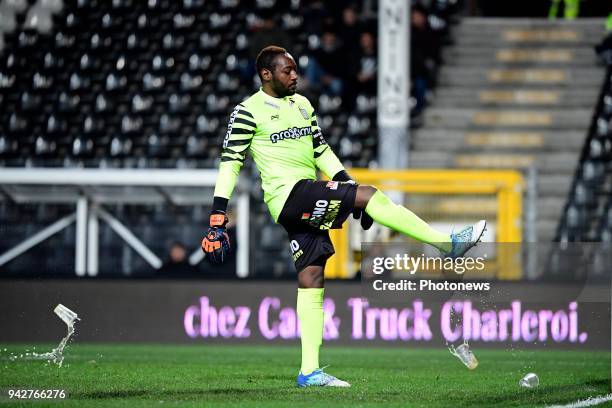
[244,0,459,119]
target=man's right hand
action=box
[201,212,231,264]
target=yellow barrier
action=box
[325,169,524,279]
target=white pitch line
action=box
[546,394,612,408]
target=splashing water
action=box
[5,304,79,367]
[26,323,76,367]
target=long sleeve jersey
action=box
[213,89,346,222]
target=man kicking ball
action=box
[202,45,486,388]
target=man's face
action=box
[170,245,186,263]
[268,53,298,97]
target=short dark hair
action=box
[255,45,287,80]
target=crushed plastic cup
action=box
[449,341,478,370]
[54,304,79,326]
[519,373,539,388]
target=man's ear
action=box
[261,68,272,81]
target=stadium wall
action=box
[0,281,608,350]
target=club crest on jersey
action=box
[326,181,339,190]
[298,106,309,120]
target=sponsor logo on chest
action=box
[270,126,311,143]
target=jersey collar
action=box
[259,88,295,105]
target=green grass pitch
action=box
[0,344,609,407]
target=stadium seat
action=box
[143,72,165,91]
[109,135,133,157]
[35,135,58,156]
[188,53,211,72]
[126,33,148,50]
[20,91,42,112]
[3,0,28,13]
[24,6,54,33]
[105,72,128,92]
[121,114,143,135]
[131,94,153,113]
[42,51,63,71]
[0,134,19,157]
[8,112,29,135]
[46,114,68,139]
[71,136,94,157]
[38,0,64,14]
[54,31,75,48]
[0,7,18,34]
[168,93,190,113]
[69,72,89,91]
[95,93,113,113]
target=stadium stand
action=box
[410,18,607,242]
[556,65,612,242]
[0,0,461,277]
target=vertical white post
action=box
[378,0,410,169]
[75,196,88,276]
[87,206,99,276]
[236,190,249,278]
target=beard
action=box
[271,80,296,97]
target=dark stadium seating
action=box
[0,0,459,276]
[556,68,612,242]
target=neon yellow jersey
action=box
[213,89,345,222]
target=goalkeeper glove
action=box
[332,170,373,230]
[201,211,231,264]
[352,205,374,230]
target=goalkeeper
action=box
[203,46,486,388]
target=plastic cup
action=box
[519,373,539,388]
[54,304,79,326]
[449,342,479,370]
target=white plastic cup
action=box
[519,373,539,388]
[449,343,479,370]
[54,304,79,326]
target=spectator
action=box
[157,241,199,277]
[246,12,293,83]
[302,0,333,34]
[305,31,346,96]
[345,31,377,111]
[410,3,440,115]
[338,6,361,57]
[355,32,377,94]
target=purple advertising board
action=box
[0,280,608,350]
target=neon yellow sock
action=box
[297,288,324,375]
[365,190,452,253]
